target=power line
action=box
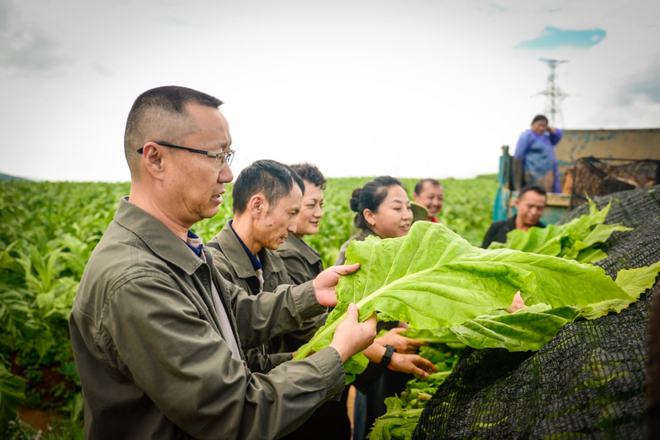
[536,58,569,125]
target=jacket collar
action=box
[210,222,287,279]
[114,198,204,275]
[286,235,321,266]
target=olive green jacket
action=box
[276,234,324,285]
[207,223,324,372]
[336,229,375,265]
[69,199,345,440]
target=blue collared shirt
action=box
[229,220,263,271]
[185,230,204,257]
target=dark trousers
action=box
[281,393,351,440]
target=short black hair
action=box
[350,176,405,230]
[290,163,327,190]
[232,160,305,214]
[531,114,548,125]
[519,185,547,199]
[414,178,442,195]
[124,86,223,174]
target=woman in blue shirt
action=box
[515,114,563,192]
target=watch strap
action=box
[379,344,395,368]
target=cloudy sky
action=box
[1,0,659,181]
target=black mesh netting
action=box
[413,186,660,439]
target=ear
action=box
[247,193,267,218]
[363,208,377,227]
[140,142,166,180]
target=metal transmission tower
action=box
[536,58,569,125]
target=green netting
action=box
[413,186,660,439]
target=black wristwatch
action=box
[379,344,395,368]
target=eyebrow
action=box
[212,140,231,151]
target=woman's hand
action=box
[388,353,437,378]
[375,327,423,354]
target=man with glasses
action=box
[69,86,376,439]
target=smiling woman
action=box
[275,163,328,285]
[335,176,421,440]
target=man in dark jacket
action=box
[68,86,376,440]
[482,185,547,248]
[207,160,323,373]
[209,160,347,439]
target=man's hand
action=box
[330,304,377,362]
[375,327,423,354]
[312,263,360,307]
[388,353,437,378]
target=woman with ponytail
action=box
[337,176,435,439]
[336,176,414,265]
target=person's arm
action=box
[362,342,435,378]
[224,264,358,349]
[224,278,323,349]
[548,127,563,145]
[514,131,531,160]
[279,312,328,353]
[244,347,293,373]
[280,266,328,352]
[104,275,374,439]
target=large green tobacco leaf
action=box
[488,201,631,263]
[294,222,658,378]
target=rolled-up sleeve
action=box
[102,274,344,439]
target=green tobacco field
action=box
[0,175,497,437]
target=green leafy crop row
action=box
[0,176,497,433]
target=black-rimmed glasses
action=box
[137,141,235,167]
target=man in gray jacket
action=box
[207,160,324,374]
[69,86,376,439]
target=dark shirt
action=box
[228,220,262,272]
[481,215,545,248]
[184,230,204,256]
